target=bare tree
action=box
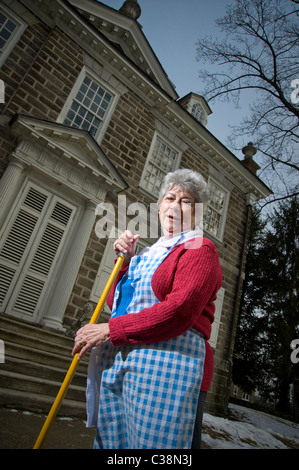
[196,0,299,209]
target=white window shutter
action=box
[0,183,76,321]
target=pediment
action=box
[69,0,178,99]
[10,115,128,197]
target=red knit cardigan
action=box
[107,237,223,391]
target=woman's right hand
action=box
[113,230,139,265]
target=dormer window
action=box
[178,92,212,127]
[191,103,206,125]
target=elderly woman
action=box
[73,169,222,449]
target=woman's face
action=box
[159,187,196,238]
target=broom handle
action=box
[33,253,125,449]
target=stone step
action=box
[0,369,86,402]
[2,355,87,388]
[4,340,89,373]
[0,314,78,351]
[0,313,76,348]
[0,314,90,416]
[1,329,73,358]
[0,387,87,417]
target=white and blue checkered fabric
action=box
[86,237,205,448]
[111,247,171,317]
[91,331,205,449]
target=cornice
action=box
[18,0,271,202]
[19,0,175,107]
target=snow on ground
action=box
[201,403,299,449]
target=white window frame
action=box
[209,287,225,348]
[0,5,26,67]
[204,177,230,242]
[139,131,181,199]
[191,102,207,126]
[57,66,119,143]
[242,392,251,402]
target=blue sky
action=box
[103,0,253,158]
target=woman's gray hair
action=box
[157,168,209,206]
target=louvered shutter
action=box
[0,183,76,322]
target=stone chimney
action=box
[242,142,260,175]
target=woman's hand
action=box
[113,230,139,266]
[72,323,110,360]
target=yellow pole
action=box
[33,253,125,449]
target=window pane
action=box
[191,103,205,124]
[0,13,6,28]
[6,19,16,33]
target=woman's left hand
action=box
[72,323,110,359]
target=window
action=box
[0,12,17,50]
[59,68,117,142]
[209,287,224,348]
[63,75,112,136]
[204,178,229,241]
[0,6,26,66]
[140,134,180,197]
[191,103,206,125]
[242,392,251,402]
[178,93,210,127]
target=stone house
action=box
[0,0,271,419]
[231,383,255,405]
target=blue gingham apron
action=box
[86,237,205,449]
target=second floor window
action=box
[204,178,229,241]
[62,75,113,137]
[0,12,17,51]
[140,134,180,197]
[0,6,26,66]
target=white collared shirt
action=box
[138,229,203,258]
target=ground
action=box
[201,403,299,449]
[0,402,298,450]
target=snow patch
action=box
[202,403,299,449]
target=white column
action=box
[42,202,96,330]
[0,158,26,226]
